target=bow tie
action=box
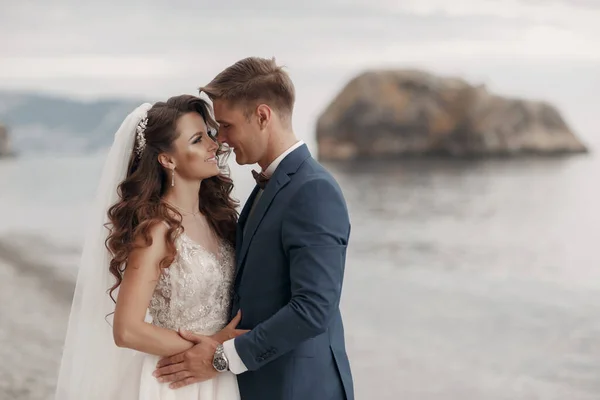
[252,170,270,189]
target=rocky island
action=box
[0,123,15,158]
[316,69,588,160]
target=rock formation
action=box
[316,69,587,160]
[0,123,13,158]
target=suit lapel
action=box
[238,172,290,267]
[234,144,312,284]
[236,185,260,264]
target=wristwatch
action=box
[212,344,229,372]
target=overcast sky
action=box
[1,0,598,144]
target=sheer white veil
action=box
[54,103,153,399]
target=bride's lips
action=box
[205,155,217,164]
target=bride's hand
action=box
[211,310,250,344]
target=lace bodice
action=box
[148,232,235,335]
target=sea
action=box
[1,148,600,399]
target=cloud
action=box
[1,4,530,55]
[0,0,598,113]
[3,0,597,57]
[522,0,600,9]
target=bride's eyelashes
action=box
[192,134,203,144]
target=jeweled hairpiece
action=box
[135,115,148,158]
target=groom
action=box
[154,57,354,400]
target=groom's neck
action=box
[258,128,298,171]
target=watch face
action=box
[213,356,227,372]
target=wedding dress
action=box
[54,103,240,400]
[114,232,240,400]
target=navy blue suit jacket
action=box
[231,144,354,400]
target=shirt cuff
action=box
[223,338,248,375]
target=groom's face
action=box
[213,99,265,165]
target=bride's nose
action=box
[207,136,219,151]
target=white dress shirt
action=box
[261,140,305,178]
[223,140,305,374]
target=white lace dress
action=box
[115,232,240,400]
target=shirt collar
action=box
[262,140,305,178]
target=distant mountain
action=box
[0,91,147,155]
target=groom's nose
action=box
[215,129,227,144]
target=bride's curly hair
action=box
[105,95,238,303]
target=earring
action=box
[171,168,175,187]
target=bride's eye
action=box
[193,134,203,144]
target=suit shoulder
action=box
[291,163,347,208]
[296,157,341,187]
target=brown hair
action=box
[200,56,295,121]
[105,94,239,302]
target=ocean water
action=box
[1,150,600,399]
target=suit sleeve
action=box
[232,177,350,371]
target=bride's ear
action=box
[157,153,175,170]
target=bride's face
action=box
[169,112,220,181]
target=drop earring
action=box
[171,168,175,187]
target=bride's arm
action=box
[112,222,194,357]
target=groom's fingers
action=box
[159,370,193,384]
[156,353,184,368]
[153,361,186,378]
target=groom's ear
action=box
[256,104,272,130]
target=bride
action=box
[55,94,246,399]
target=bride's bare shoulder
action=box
[128,221,174,263]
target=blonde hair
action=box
[200,57,295,120]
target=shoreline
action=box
[0,256,73,399]
[0,234,78,305]
[0,233,79,399]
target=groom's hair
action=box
[199,57,295,122]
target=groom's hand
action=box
[153,331,219,389]
[211,311,250,344]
